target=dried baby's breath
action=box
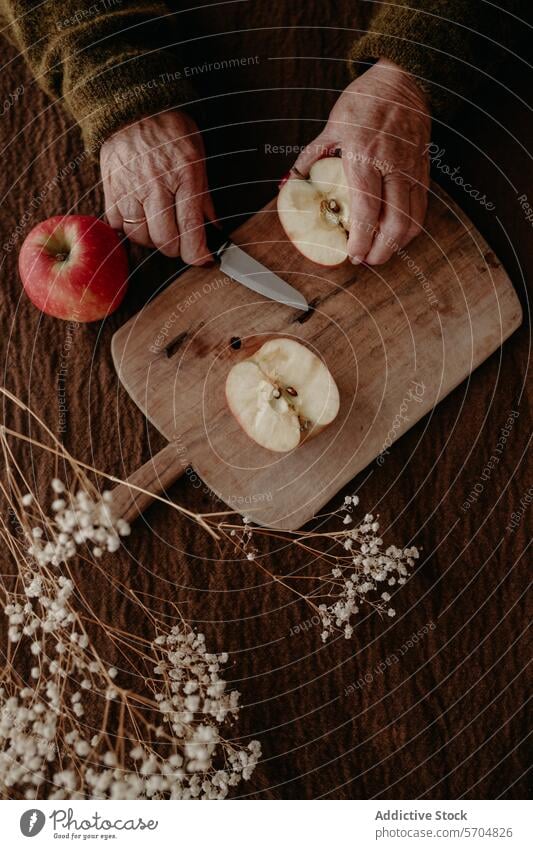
[0,389,260,800]
[217,494,418,642]
[0,386,417,800]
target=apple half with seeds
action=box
[277,157,350,266]
[226,338,340,453]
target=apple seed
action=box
[225,338,340,453]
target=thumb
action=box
[293,133,335,177]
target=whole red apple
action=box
[18,215,129,322]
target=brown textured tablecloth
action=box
[0,3,530,799]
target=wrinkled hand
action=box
[294,58,431,265]
[100,111,215,262]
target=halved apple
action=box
[277,158,350,266]
[226,338,340,453]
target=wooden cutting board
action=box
[111,183,522,529]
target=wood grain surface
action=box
[112,185,522,528]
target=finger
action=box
[101,173,124,230]
[176,175,211,265]
[117,195,152,247]
[104,205,123,231]
[144,185,181,257]
[344,162,382,263]
[365,175,411,265]
[103,194,123,231]
[293,132,335,176]
[404,181,428,246]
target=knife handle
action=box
[204,219,231,259]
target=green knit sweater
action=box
[1,0,529,151]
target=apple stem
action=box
[55,252,68,262]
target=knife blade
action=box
[205,221,308,311]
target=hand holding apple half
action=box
[277,158,351,266]
[19,216,128,322]
[226,338,340,452]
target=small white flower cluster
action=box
[1,595,261,799]
[2,469,262,800]
[0,626,262,800]
[229,515,258,560]
[151,627,261,798]
[5,575,75,644]
[0,692,58,795]
[25,480,130,567]
[319,496,419,641]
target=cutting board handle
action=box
[110,442,185,523]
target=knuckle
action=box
[148,230,161,247]
[347,160,378,188]
[179,161,203,184]
[151,223,177,250]
[177,169,196,190]
[349,173,375,194]
[177,183,202,205]
[181,215,205,237]
[127,230,149,247]
[103,184,116,206]
[347,235,373,257]
[159,241,181,258]
[350,194,380,222]
[179,153,198,170]
[181,247,204,265]
[181,206,204,225]
[180,230,207,263]
[350,217,377,239]
[105,209,121,228]
[184,222,207,244]
[366,252,390,267]
[381,218,408,245]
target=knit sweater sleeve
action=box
[0,0,196,151]
[348,1,531,117]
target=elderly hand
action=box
[100,111,216,263]
[293,58,431,265]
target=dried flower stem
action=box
[0,387,417,798]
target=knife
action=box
[204,220,309,312]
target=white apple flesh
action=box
[226,338,340,453]
[277,158,351,266]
